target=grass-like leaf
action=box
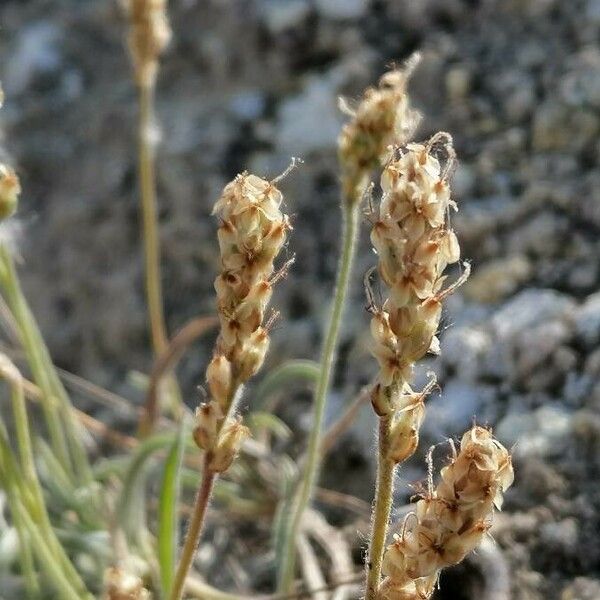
[253,359,320,411]
[158,423,186,598]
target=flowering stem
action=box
[277,199,361,593]
[169,456,216,600]
[137,82,183,426]
[170,381,242,600]
[366,416,395,599]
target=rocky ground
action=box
[1,0,600,598]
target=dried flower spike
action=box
[369,135,464,465]
[193,172,291,459]
[378,426,514,600]
[124,0,171,88]
[338,54,421,203]
[366,134,468,599]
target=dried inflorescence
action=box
[0,88,21,221]
[378,426,514,600]
[124,0,171,88]
[103,567,150,600]
[368,135,467,463]
[338,55,421,203]
[193,173,291,472]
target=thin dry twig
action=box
[139,314,218,437]
[304,510,354,600]
[321,385,370,456]
[297,533,329,600]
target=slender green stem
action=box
[18,504,92,600]
[0,466,39,598]
[365,416,395,599]
[169,457,216,600]
[277,201,361,593]
[0,247,71,474]
[0,245,92,484]
[0,422,89,597]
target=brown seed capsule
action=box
[208,419,249,473]
[192,402,222,452]
[380,426,513,597]
[205,354,233,410]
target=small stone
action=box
[540,519,578,554]
[562,577,600,600]
[496,405,572,458]
[422,381,497,438]
[314,0,368,20]
[259,0,310,34]
[229,90,266,121]
[276,74,342,154]
[441,326,490,381]
[465,255,531,303]
[445,67,471,101]
[574,291,600,348]
[491,289,575,341]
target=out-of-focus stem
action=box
[0,246,75,478]
[277,199,361,593]
[365,416,395,599]
[138,82,168,356]
[137,82,183,425]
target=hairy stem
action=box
[365,416,395,599]
[277,200,361,593]
[169,457,216,600]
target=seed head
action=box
[124,0,171,88]
[338,54,421,202]
[367,134,466,464]
[208,419,250,473]
[379,426,514,599]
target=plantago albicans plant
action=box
[0,7,517,597]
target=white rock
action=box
[314,0,368,20]
[496,405,572,458]
[491,289,575,340]
[276,75,343,154]
[441,326,491,381]
[4,22,62,95]
[259,0,310,33]
[423,381,496,439]
[574,291,600,348]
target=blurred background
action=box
[1,0,600,598]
